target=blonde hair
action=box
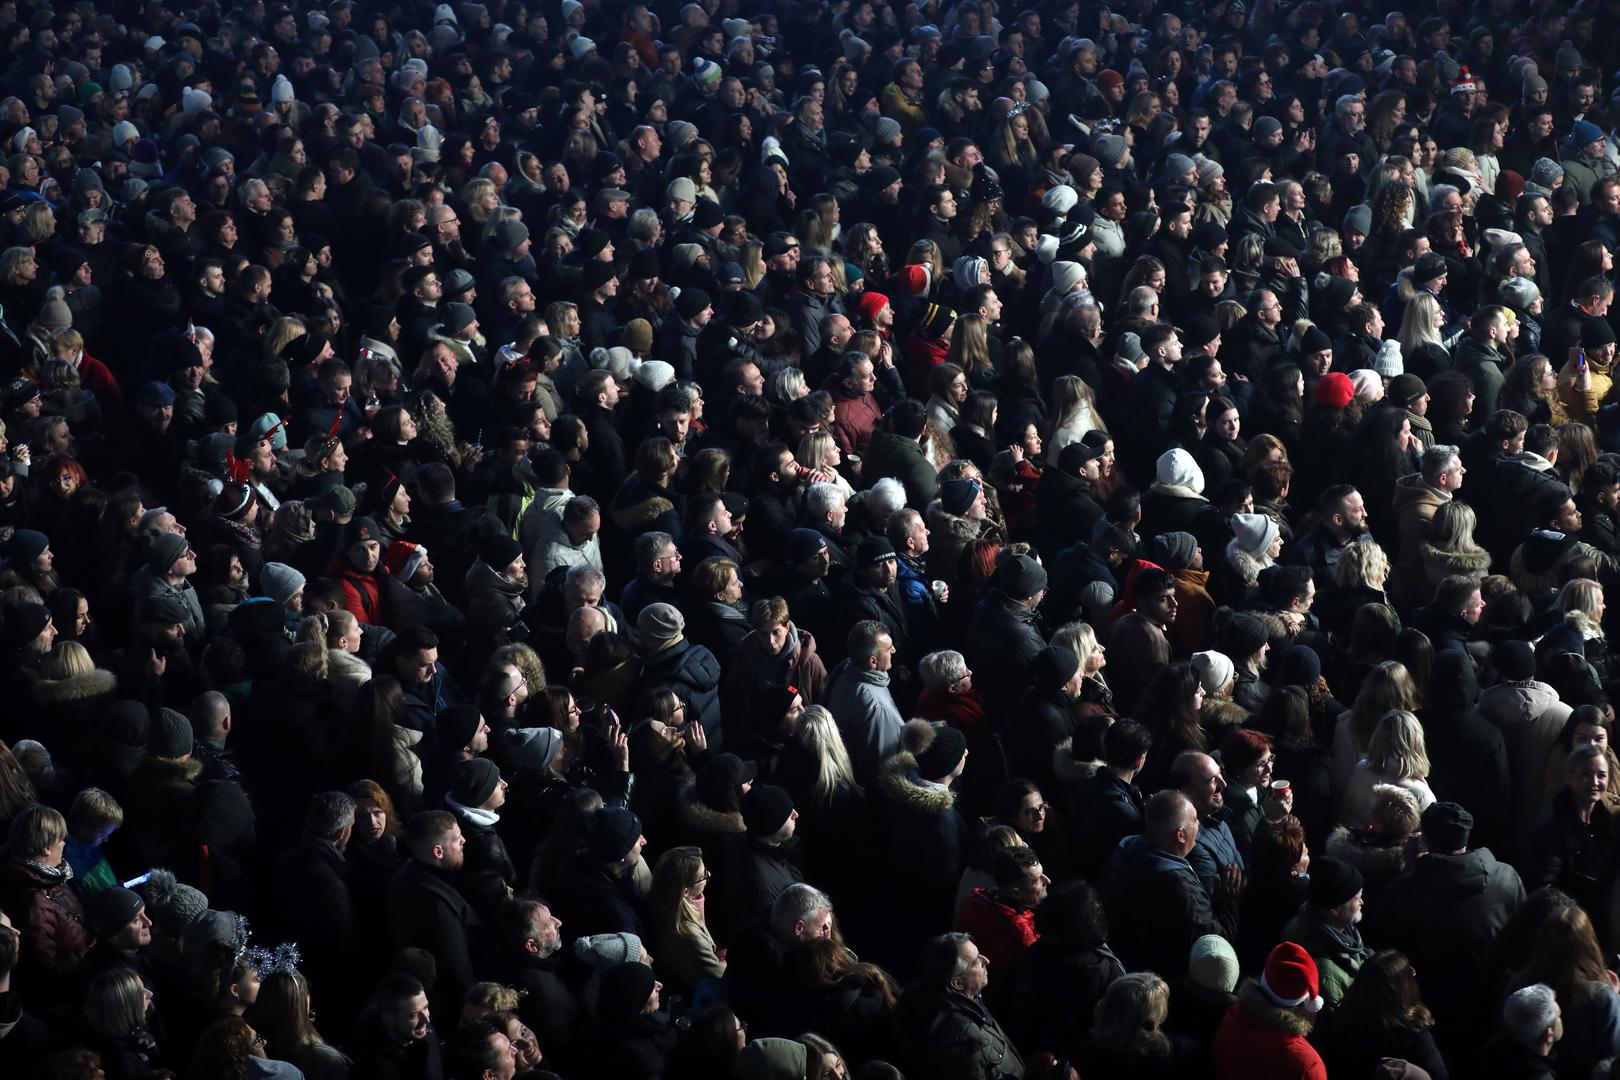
[1558,578,1605,636]
[1048,374,1108,438]
[1368,708,1430,781]
[1049,620,1099,671]
[1334,540,1390,590]
[648,844,708,937]
[797,705,858,806]
[1092,972,1171,1055]
[1399,292,1444,352]
[796,431,837,473]
[39,639,94,679]
[85,967,148,1037]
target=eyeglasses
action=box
[1023,803,1050,816]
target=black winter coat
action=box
[1101,835,1237,979]
[967,590,1048,714]
[1370,849,1525,1063]
[869,749,972,973]
[386,859,481,1020]
[1421,653,1511,852]
[638,639,723,742]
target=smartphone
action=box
[1579,349,1588,368]
[123,871,153,888]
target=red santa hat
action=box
[1260,942,1323,1013]
[1452,66,1476,94]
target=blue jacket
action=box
[1187,815,1245,900]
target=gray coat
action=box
[825,658,905,785]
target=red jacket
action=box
[915,687,990,731]
[954,887,1038,973]
[829,384,882,457]
[1212,986,1328,1080]
[326,550,384,624]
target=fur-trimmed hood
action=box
[1235,979,1316,1036]
[1323,824,1413,877]
[875,750,958,813]
[1225,541,1274,586]
[675,785,746,835]
[31,667,117,704]
[1418,540,1491,577]
[131,753,204,791]
[609,482,677,532]
[926,508,981,544]
[1200,696,1250,734]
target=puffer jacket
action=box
[639,637,723,742]
[0,855,92,994]
[895,983,1025,1080]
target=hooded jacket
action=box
[871,747,972,957]
[863,431,941,510]
[1479,678,1571,848]
[638,637,723,741]
[1392,472,1451,595]
[955,887,1040,974]
[464,558,527,646]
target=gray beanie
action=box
[1163,152,1195,179]
[145,533,189,575]
[574,932,644,968]
[1093,134,1127,168]
[260,562,306,604]
[148,708,193,758]
[139,869,210,936]
[1531,158,1564,188]
[1500,276,1541,310]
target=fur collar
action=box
[926,509,982,543]
[1418,541,1491,576]
[1324,824,1412,875]
[1236,980,1315,1035]
[133,754,203,786]
[328,648,373,684]
[1200,697,1250,732]
[876,750,958,813]
[611,490,676,531]
[1225,542,1274,586]
[675,786,746,835]
[32,667,117,704]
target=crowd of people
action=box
[3,0,1620,1078]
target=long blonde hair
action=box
[797,705,857,806]
[1399,292,1444,352]
[1367,708,1430,781]
[648,845,708,937]
[1047,374,1108,440]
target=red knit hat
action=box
[897,264,931,296]
[1261,941,1323,1013]
[1313,371,1354,409]
[857,291,892,325]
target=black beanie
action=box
[448,757,501,807]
